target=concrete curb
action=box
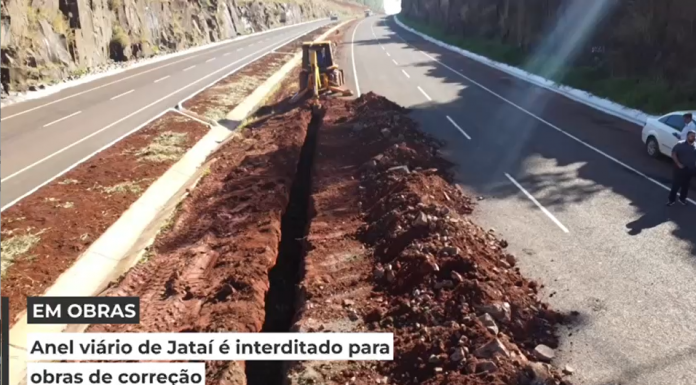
[6,18,353,385]
[393,15,654,126]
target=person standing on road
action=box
[667,129,696,206]
[681,113,695,140]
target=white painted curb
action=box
[6,19,353,385]
[393,15,655,126]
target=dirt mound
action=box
[354,92,409,114]
[80,89,572,385]
[288,93,572,385]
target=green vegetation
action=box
[135,131,188,163]
[99,180,144,195]
[70,66,89,78]
[50,12,70,36]
[111,24,130,49]
[1,228,46,275]
[26,5,39,25]
[353,0,383,12]
[56,201,75,209]
[400,16,693,114]
[107,0,122,11]
[138,248,155,265]
[25,5,75,43]
[171,16,186,43]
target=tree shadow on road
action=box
[596,345,696,385]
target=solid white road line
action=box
[205,57,216,63]
[417,86,432,101]
[401,69,411,78]
[505,173,570,233]
[351,19,366,97]
[154,75,170,83]
[391,27,696,205]
[43,111,82,128]
[446,115,471,140]
[1,27,320,186]
[110,89,134,101]
[183,65,196,72]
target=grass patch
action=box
[26,5,39,25]
[59,178,80,185]
[4,216,26,224]
[135,131,188,162]
[56,201,75,209]
[70,67,89,78]
[399,15,693,114]
[203,106,228,122]
[1,229,46,275]
[107,0,122,11]
[50,12,70,36]
[111,24,130,49]
[99,180,144,195]
[138,248,155,265]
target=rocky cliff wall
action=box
[0,0,362,92]
[400,0,696,95]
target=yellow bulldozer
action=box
[291,41,353,103]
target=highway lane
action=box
[0,19,331,209]
[344,16,696,385]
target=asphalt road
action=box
[0,19,331,210]
[343,16,696,385]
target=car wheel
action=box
[646,137,660,158]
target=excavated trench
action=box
[245,106,325,385]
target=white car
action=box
[642,110,695,158]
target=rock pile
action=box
[354,93,573,384]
